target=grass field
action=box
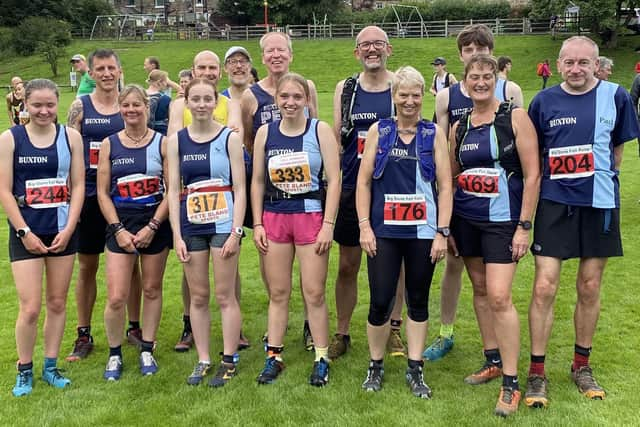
[0,34,639,426]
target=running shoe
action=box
[495,386,521,417]
[362,362,384,392]
[303,323,314,352]
[405,365,432,399]
[238,332,250,351]
[463,361,502,385]
[187,361,211,385]
[66,335,94,362]
[572,366,605,400]
[328,334,351,361]
[42,367,71,388]
[423,335,454,361]
[103,355,123,381]
[309,358,330,387]
[387,329,406,357]
[174,330,193,352]
[256,357,285,385]
[209,362,237,387]
[524,374,549,408]
[12,369,33,397]
[126,327,143,347]
[139,351,158,376]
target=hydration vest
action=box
[454,101,522,176]
[373,118,436,182]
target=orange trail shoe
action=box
[572,366,605,400]
[495,386,521,417]
[464,361,502,385]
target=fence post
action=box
[445,19,448,37]
[246,26,249,40]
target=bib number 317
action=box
[383,194,427,225]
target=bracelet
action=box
[108,222,125,236]
[323,219,334,226]
[358,217,370,224]
[253,223,264,228]
[150,217,161,226]
[147,222,159,232]
[114,227,127,236]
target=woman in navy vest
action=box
[167,78,246,387]
[96,84,171,381]
[356,66,452,398]
[450,55,539,417]
[0,79,85,396]
[251,73,340,387]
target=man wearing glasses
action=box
[329,26,403,361]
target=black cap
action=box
[431,57,446,65]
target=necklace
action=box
[397,128,417,135]
[124,128,149,145]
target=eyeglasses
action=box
[357,40,387,50]
[226,58,249,66]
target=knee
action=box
[107,293,127,312]
[214,288,235,309]
[269,286,291,305]
[46,296,67,316]
[406,303,428,323]
[368,298,394,326]
[19,305,41,325]
[338,259,359,281]
[142,283,162,301]
[303,287,326,308]
[532,277,558,305]
[577,277,601,304]
[191,292,210,310]
[488,292,512,313]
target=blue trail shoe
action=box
[42,367,71,388]
[423,335,454,361]
[309,358,329,387]
[139,351,158,376]
[13,369,33,397]
[104,355,123,381]
[256,357,284,385]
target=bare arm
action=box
[314,121,341,255]
[167,78,181,93]
[332,79,346,143]
[226,97,242,135]
[228,132,246,228]
[355,123,378,257]
[166,133,189,262]
[167,97,186,138]
[66,98,83,131]
[506,81,524,108]
[96,137,119,225]
[6,93,13,125]
[435,88,450,135]
[431,123,453,264]
[307,79,319,119]
[240,88,258,154]
[250,125,268,254]
[614,144,624,170]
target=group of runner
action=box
[1,24,638,418]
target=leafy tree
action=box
[0,0,113,30]
[216,0,346,25]
[11,17,71,76]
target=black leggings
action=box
[367,237,436,326]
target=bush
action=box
[0,27,12,57]
[11,17,71,57]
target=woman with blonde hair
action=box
[146,70,172,135]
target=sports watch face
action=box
[437,227,450,237]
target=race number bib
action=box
[186,179,229,224]
[25,178,69,209]
[457,168,500,198]
[357,130,367,159]
[89,141,102,169]
[383,194,427,225]
[268,152,312,194]
[548,145,594,180]
[117,174,162,200]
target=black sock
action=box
[222,354,236,365]
[304,320,310,330]
[574,344,591,357]
[109,346,122,358]
[18,362,33,372]
[484,348,502,368]
[390,319,402,330]
[502,374,519,390]
[408,359,423,369]
[370,359,384,368]
[140,340,154,353]
[129,321,140,330]
[531,354,546,364]
[78,326,91,337]
[183,315,192,333]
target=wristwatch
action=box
[15,226,30,238]
[517,220,532,230]
[436,227,450,237]
[233,226,244,237]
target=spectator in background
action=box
[146,70,172,135]
[595,56,613,80]
[540,59,552,89]
[143,56,181,96]
[177,69,193,98]
[497,56,512,81]
[6,77,25,126]
[250,67,260,84]
[71,54,96,97]
[429,57,457,97]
